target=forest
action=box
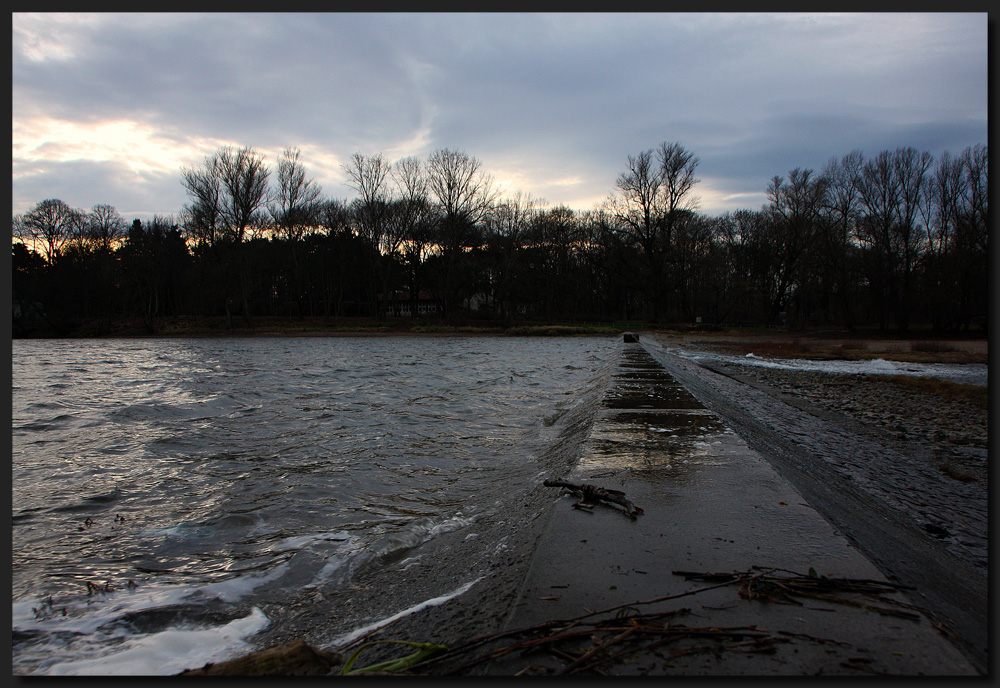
[12,141,988,337]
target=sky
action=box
[11,12,989,223]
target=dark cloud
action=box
[12,12,988,219]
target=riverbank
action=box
[15,315,990,353]
[14,314,629,338]
[656,330,988,363]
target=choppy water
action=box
[11,336,618,675]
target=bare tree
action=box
[925,144,989,331]
[764,168,830,325]
[318,198,351,237]
[484,191,540,317]
[216,145,271,242]
[604,142,701,321]
[894,148,934,305]
[390,155,435,258]
[960,143,988,255]
[269,147,323,242]
[532,205,584,319]
[181,154,223,246]
[708,209,770,323]
[16,198,83,264]
[487,190,538,244]
[389,156,436,316]
[343,152,392,248]
[657,143,701,321]
[820,150,865,329]
[343,152,393,316]
[854,147,932,330]
[392,156,427,202]
[657,141,700,221]
[314,197,353,317]
[606,149,662,258]
[180,145,270,324]
[426,148,497,250]
[85,204,127,252]
[425,148,497,317]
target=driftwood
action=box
[176,639,342,676]
[543,479,644,520]
[672,568,922,620]
[397,566,928,675]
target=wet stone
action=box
[614,370,679,380]
[582,345,727,472]
[602,391,706,410]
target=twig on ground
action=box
[543,479,644,519]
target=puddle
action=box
[579,345,729,474]
[602,386,706,410]
[598,410,724,435]
[613,371,680,381]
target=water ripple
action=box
[13,335,618,675]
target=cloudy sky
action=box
[12,12,988,222]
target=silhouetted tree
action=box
[922,144,988,331]
[343,152,394,317]
[269,147,323,242]
[83,204,126,252]
[483,191,539,319]
[180,154,224,247]
[854,148,932,331]
[820,150,865,329]
[119,216,190,330]
[763,168,829,325]
[215,145,271,242]
[13,139,988,336]
[15,198,83,264]
[425,148,498,318]
[604,142,700,321]
[391,156,436,318]
[267,147,323,316]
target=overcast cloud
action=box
[12,12,988,222]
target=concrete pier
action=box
[486,342,976,675]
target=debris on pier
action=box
[544,479,644,520]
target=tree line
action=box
[12,141,988,336]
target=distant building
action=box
[382,291,440,317]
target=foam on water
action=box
[44,607,270,676]
[266,531,353,553]
[666,347,987,386]
[14,563,286,636]
[324,576,484,651]
[14,573,279,676]
[12,336,619,675]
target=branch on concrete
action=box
[543,479,644,520]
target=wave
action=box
[669,348,988,386]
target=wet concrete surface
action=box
[485,343,978,675]
[643,340,988,673]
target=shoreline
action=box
[13,318,988,361]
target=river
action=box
[11,335,619,675]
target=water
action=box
[668,348,988,387]
[11,335,618,675]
